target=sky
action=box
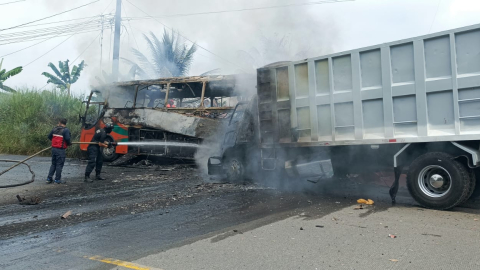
[1,0,480,96]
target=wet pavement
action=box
[0,155,480,270]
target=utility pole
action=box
[99,15,104,69]
[112,0,122,81]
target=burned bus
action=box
[79,75,253,164]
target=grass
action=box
[0,88,86,158]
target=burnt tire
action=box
[407,152,472,210]
[102,137,119,162]
[224,156,245,184]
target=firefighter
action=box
[84,123,114,182]
[46,118,71,184]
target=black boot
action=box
[84,175,93,183]
[95,175,106,180]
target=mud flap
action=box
[389,166,403,205]
[208,157,223,175]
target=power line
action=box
[10,15,112,29]
[0,0,100,32]
[0,17,114,46]
[24,34,76,67]
[124,0,353,21]
[0,0,25,6]
[124,0,245,72]
[0,21,105,41]
[122,4,139,50]
[72,32,102,64]
[0,29,102,47]
[428,0,442,34]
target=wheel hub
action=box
[418,165,451,198]
[429,174,444,188]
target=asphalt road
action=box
[1,155,480,270]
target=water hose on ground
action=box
[0,142,100,188]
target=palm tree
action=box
[94,65,139,86]
[41,59,85,95]
[236,33,310,72]
[0,58,22,93]
[125,29,197,79]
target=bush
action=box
[0,88,85,157]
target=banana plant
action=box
[0,58,23,93]
[41,59,85,95]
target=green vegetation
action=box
[0,88,86,157]
[125,29,197,79]
[41,60,85,95]
[0,58,23,93]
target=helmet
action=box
[104,123,114,133]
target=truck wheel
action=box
[224,156,245,184]
[462,170,476,204]
[102,137,119,162]
[407,152,472,210]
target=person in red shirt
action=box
[46,118,71,184]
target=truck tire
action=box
[407,152,472,210]
[462,170,476,204]
[224,156,245,184]
[102,137,119,162]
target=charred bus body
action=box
[209,24,480,210]
[80,75,253,163]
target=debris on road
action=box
[389,259,399,262]
[315,225,324,228]
[388,234,397,239]
[61,210,72,219]
[16,195,41,205]
[300,227,304,230]
[421,233,441,237]
[354,205,364,210]
[357,198,374,205]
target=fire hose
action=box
[0,142,116,188]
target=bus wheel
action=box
[224,155,245,184]
[102,137,119,162]
[407,152,472,210]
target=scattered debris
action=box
[474,219,478,221]
[16,195,41,205]
[388,234,396,239]
[421,233,441,237]
[61,210,72,219]
[300,227,304,230]
[357,198,374,205]
[315,225,324,228]
[389,259,399,262]
[354,205,364,210]
[332,217,338,221]
[307,178,319,184]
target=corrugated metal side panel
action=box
[258,24,480,146]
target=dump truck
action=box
[209,23,480,210]
[79,75,253,164]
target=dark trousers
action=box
[85,146,103,177]
[48,148,66,181]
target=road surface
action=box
[0,155,479,270]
